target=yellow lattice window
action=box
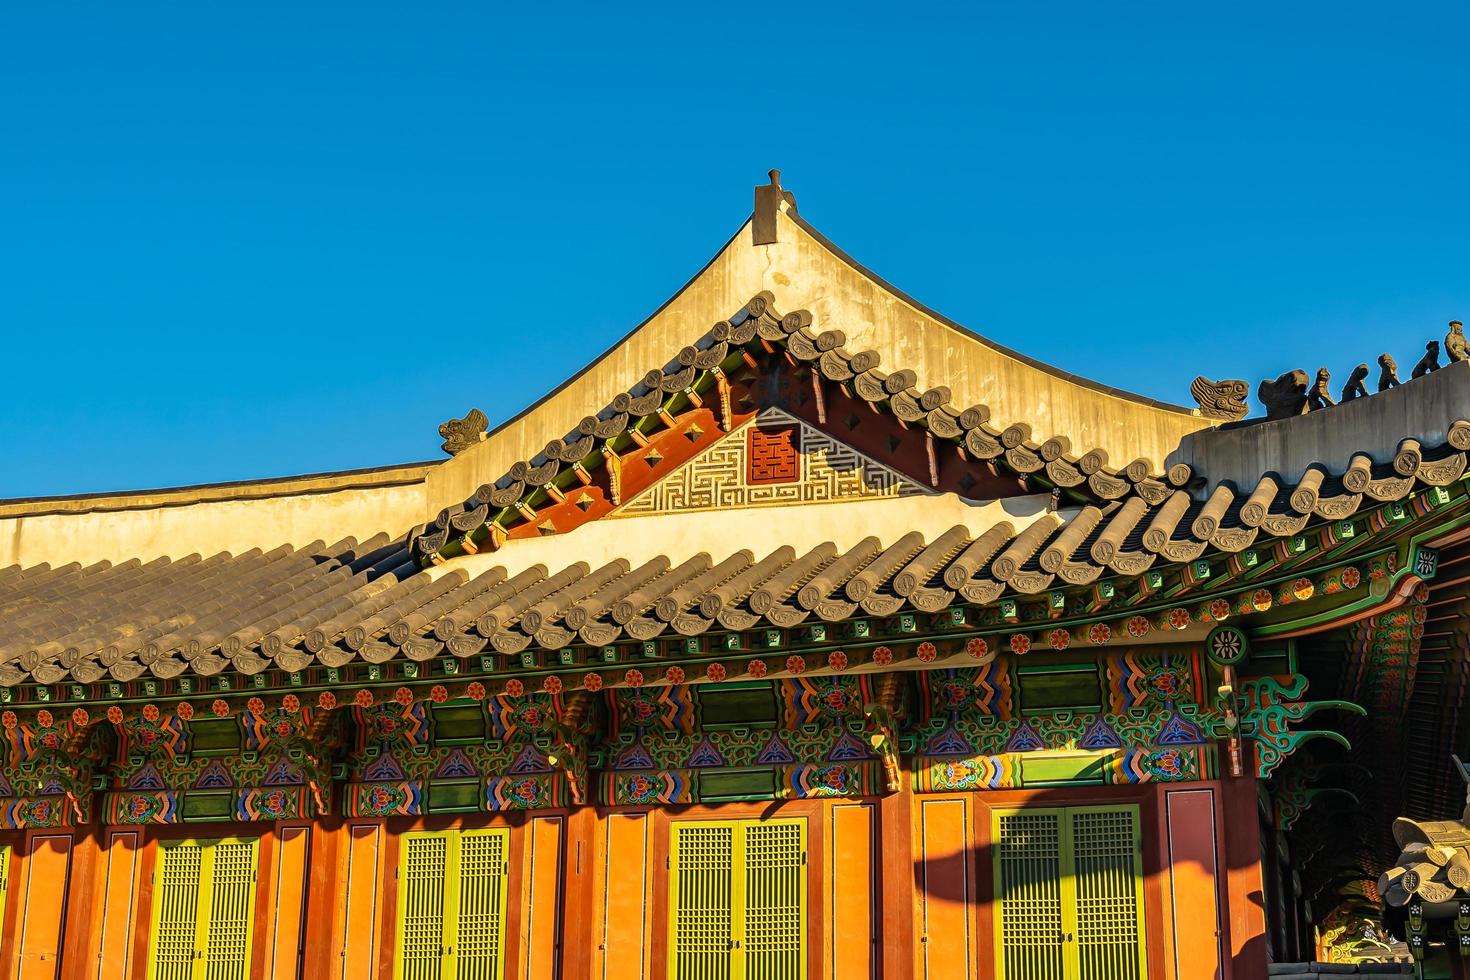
[994,805,1146,980]
[668,818,807,980]
[0,843,10,939]
[146,837,260,980]
[395,829,510,980]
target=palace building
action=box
[1,173,1467,980]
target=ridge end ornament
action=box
[438,408,489,455]
[1190,376,1250,421]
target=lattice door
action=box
[993,807,1146,980]
[1069,807,1145,980]
[0,844,10,957]
[996,811,1067,980]
[455,830,510,980]
[396,829,511,980]
[147,838,259,980]
[668,818,807,980]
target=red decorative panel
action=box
[747,424,800,485]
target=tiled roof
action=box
[3,414,1467,688]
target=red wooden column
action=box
[57,828,103,980]
[1220,769,1268,980]
[299,817,347,980]
[878,777,917,980]
[559,806,598,980]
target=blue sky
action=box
[3,2,1467,498]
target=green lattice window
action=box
[668,818,806,980]
[994,806,1146,980]
[395,829,510,980]
[146,837,259,980]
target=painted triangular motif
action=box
[433,748,479,779]
[1157,711,1206,745]
[926,723,976,756]
[827,731,871,762]
[509,744,552,774]
[615,408,930,517]
[614,739,656,771]
[362,751,407,782]
[194,759,235,789]
[263,759,305,785]
[126,762,167,791]
[1003,720,1046,754]
[754,732,796,765]
[686,738,726,768]
[1079,717,1123,751]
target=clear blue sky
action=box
[3,2,1467,498]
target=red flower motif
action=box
[916,642,938,663]
[1,711,16,730]
[394,686,415,705]
[1047,629,1071,651]
[106,705,124,725]
[706,662,727,682]
[624,669,645,688]
[1342,566,1362,589]
[429,685,449,703]
[354,689,374,707]
[36,708,53,728]
[747,659,768,678]
[317,692,337,711]
[1088,623,1111,646]
[786,655,807,674]
[1208,598,1231,622]
[466,681,486,700]
[1009,634,1031,655]
[1167,607,1191,630]
[1126,615,1151,638]
[142,703,161,722]
[583,673,604,692]
[1251,589,1272,612]
[966,638,989,660]
[827,651,849,671]
[282,694,301,713]
[175,702,194,721]
[71,707,89,727]
[664,666,686,685]
[541,676,563,695]
[1292,578,1314,601]
[872,646,893,666]
[246,697,265,715]
[212,699,230,717]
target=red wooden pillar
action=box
[878,777,916,980]
[1221,769,1268,980]
[300,817,346,980]
[559,806,598,980]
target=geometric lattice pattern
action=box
[396,829,510,980]
[617,408,928,517]
[994,806,1144,980]
[669,818,807,979]
[146,837,259,980]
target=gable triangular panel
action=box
[615,408,930,518]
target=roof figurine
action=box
[1412,340,1441,379]
[1258,369,1310,420]
[1307,367,1335,411]
[1378,353,1401,391]
[1189,375,1250,421]
[1447,319,1468,363]
[438,407,489,455]
[1340,363,1369,402]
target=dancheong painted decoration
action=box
[0,171,1466,978]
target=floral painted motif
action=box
[1292,578,1314,601]
[143,704,162,722]
[245,698,264,716]
[540,676,562,695]
[916,642,938,662]
[1251,589,1273,612]
[429,685,449,703]
[827,651,849,671]
[107,706,124,725]
[582,673,604,692]
[354,689,375,707]
[176,702,194,721]
[1208,598,1231,621]
[786,655,807,674]
[748,660,769,678]
[212,699,230,717]
[282,694,301,713]
[466,682,487,700]
[624,669,645,688]
[71,707,89,727]
[664,666,686,685]
[1126,616,1151,638]
[317,692,337,711]
[872,646,893,666]
[1047,628,1071,650]
[1341,566,1362,589]
[1088,623,1111,646]
[1009,634,1031,655]
[706,663,727,682]
[966,638,989,659]
[501,679,524,699]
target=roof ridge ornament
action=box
[752,169,797,246]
